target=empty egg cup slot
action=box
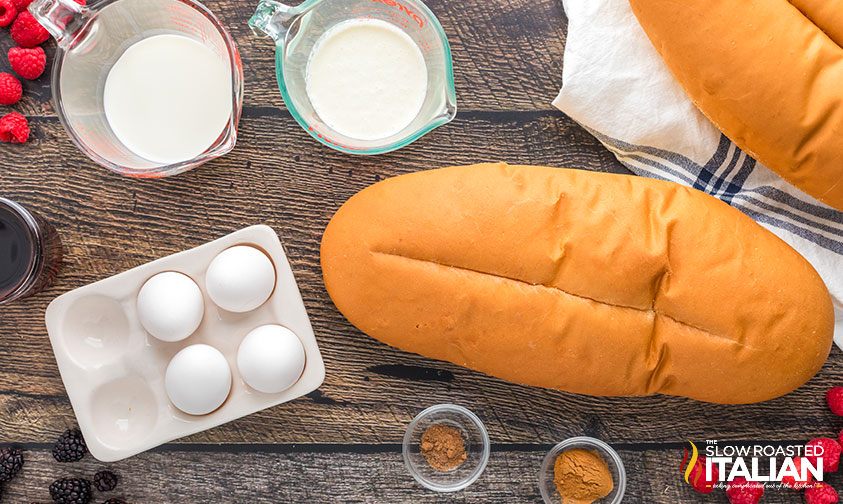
[45,226,326,461]
[89,375,158,450]
[60,295,131,367]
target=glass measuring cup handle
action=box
[30,0,94,49]
[248,0,318,43]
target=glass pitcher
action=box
[249,0,456,155]
[30,0,244,178]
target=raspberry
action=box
[0,112,29,143]
[10,11,49,48]
[726,477,764,504]
[806,483,840,504]
[781,456,814,489]
[11,0,30,10]
[0,0,17,27]
[0,73,22,105]
[808,438,842,472]
[688,456,718,493]
[8,46,45,80]
[827,387,843,416]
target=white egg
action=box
[205,246,276,313]
[237,325,305,394]
[137,271,204,342]
[165,344,231,415]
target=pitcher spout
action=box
[29,0,93,50]
[249,0,314,42]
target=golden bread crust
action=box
[628,0,843,210]
[320,163,834,403]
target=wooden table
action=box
[1,0,841,501]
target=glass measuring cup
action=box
[30,0,244,178]
[249,0,456,155]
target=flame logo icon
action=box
[680,442,700,487]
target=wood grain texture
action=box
[8,0,569,115]
[0,0,838,501]
[1,111,840,447]
[2,446,840,503]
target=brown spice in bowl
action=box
[554,448,614,503]
[420,423,467,471]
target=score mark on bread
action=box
[320,163,834,404]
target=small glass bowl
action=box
[402,404,490,492]
[0,198,62,305]
[539,436,626,504]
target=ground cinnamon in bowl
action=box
[554,448,614,503]
[420,423,467,471]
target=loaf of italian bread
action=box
[320,163,834,404]
[627,0,843,211]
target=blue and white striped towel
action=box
[553,0,843,349]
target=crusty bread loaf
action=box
[320,163,834,404]
[627,0,843,211]
[790,0,843,46]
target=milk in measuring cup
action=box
[103,35,233,165]
[306,19,428,141]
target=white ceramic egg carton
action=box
[44,225,325,461]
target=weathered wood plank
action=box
[0,110,622,295]
[1,445,835,503]
[1,349,842,445]
[1,0,838,503]
[0,113,840,447]
[4,0,569,116]
[1,111,840,446]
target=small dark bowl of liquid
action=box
[0,198,62,305]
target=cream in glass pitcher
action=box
[29,0,244,177]
[250,0,457,155]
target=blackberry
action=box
[0,447,23,482]
[102,500,127,504]
[49,478,92,504]
[93,471,117,492]
[52,429,87,462]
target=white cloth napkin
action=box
[553,0,843,350]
